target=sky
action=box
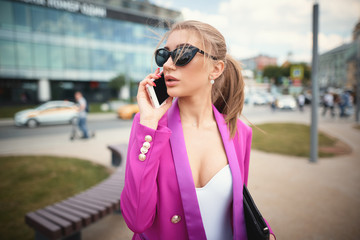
[150,0,360,66]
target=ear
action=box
[209,60,225,80]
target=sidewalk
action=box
[1,109,360,239]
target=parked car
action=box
[117,104,139,120]
[275,95,297,110]
[14,101,79,128]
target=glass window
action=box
[16,41,33,68]
[34,44,48,69]
[31,5,48,33]
[101,18,114,41]
[0,1,14,30]
[88,17,101,40]
[77,48,90,70]
[0,40,16,67]
[64,46,77,69]
[62,12,77,37]
[13,2,31,32]
[91,49,113,70]
[49,45,64,70]
[15,42,33,68]
[77,14,89,38]
[47,8,63,35]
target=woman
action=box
[120,20,275,240]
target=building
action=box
[0,0,182,104]
[318,42,357,89]
[240,55,277,71]
[318,21,359,90]
[240,54,277,83]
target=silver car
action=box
[14,101,79,128]
[275,95,297,110]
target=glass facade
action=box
[0,0,172,103]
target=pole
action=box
[356,35,360,123]
[310,3,319,163]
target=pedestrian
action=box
[74,91,89,139]
[120,20,275,240]
[339,91,350,118]
[297,93,305,112]
[322,91,335,117]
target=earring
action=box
[210,79,215,85]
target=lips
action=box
[165,75,179,82]
[165,75,179,87]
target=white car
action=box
[14,101,79,128]
[275,95,297,110]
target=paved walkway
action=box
[1,108,360,240]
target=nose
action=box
[163,55,176,71]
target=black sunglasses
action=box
[155,45,217,67]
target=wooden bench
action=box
[25,144,128,240]
[108,144,128,167]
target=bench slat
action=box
[45,206,82,231]
[85,188,121,203]
[53,203,92,226]
[60,201,100,222]
[36,209,73,236]
[67,198,108,217]
[25,212,62,240]
[89,185,121,195]
[73,195,114,212]
[79,192,119,210]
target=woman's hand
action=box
[137,68,173,130]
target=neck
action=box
[178,95,215,129]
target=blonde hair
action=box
[157,20,245,138]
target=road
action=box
[0,113,133,140]
[0,105,308,140]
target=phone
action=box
[146,73,169,108]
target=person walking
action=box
[74,91,89,139]
[322,91,335,117]
[120,20,275,240]
[297,93,305,112]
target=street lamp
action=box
[310,2,319,163]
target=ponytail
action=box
[212,54,245,138]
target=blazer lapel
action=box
[168,99,207,240]
[212,106,247,240]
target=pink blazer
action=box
[120,99,273,240]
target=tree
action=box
[263,63,311,86]
[108,74,126,99]
[263,65,282,85]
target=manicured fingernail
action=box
[152,82,156,87]
[156,74,161,78]
[156,68,160,72]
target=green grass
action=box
[0,155,110,240]
[252,123,337,157]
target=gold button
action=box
[171,215,181,224]
[140,147,148,154]
[145,135,152,142]
[142,142,151,149]
[138,154,146,161]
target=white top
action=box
[196,164,233,240]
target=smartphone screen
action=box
[153,73,169,105]
[146,73,169,108]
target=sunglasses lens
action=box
[174,47,194,66]
[155,49,169,67]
